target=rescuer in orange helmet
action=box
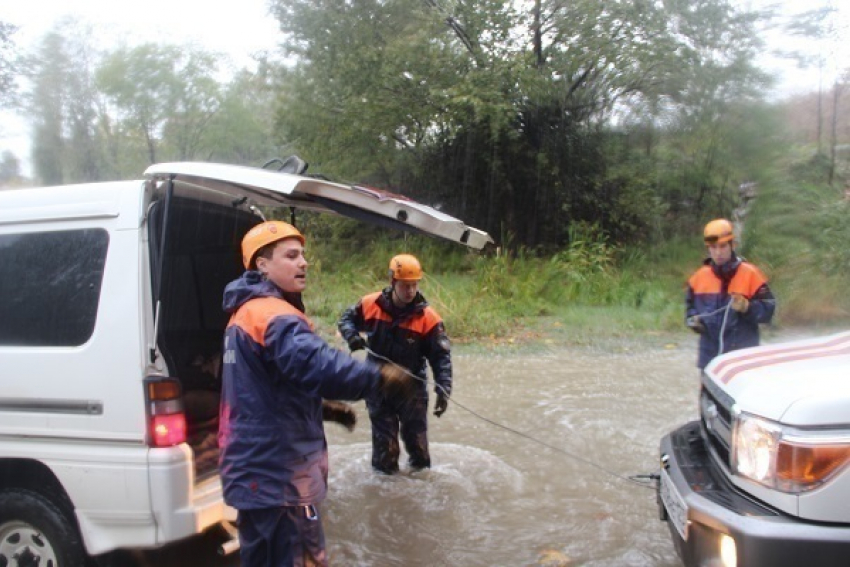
[219,221,415,566]
[685,219,776,369]
[338,253,452,474]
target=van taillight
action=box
[145,377,187,447]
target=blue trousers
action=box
[238,505,327,567]
[366,392,430,473]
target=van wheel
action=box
[0,488,91,567]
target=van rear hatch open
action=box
[143,161,493,480]
[144,162,493,250]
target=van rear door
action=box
[144,161,493,250]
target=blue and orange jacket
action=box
[338,288,452,398]
[218,271,382,509]
[686,254,776,369]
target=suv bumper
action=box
[658,421,850,567]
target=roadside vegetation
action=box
[745,157,850,327]
[305,153,850,344]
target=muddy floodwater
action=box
[321,333,704,567]
[139,329,815,566]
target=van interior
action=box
[149,196,258,479]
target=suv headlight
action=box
[732,412,850,493]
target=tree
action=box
[28,30,71,185]
[782,3,847,156]
[97,44,223,165]
[25,21,105,185]
[269,0,768,247]
[202,65,280,165]
[0,21,17,109]
[827,73,848,186]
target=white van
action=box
[0,160,491,564]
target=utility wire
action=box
[366,348,656,490]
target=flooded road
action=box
[321,333,701,567]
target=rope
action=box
[365,347,656,490]
[695,300,735,356]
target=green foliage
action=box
[268,0,769,250]
[26,25,100,185]
[19,22,287,184]
[303,220,685,340]
[97,43,223,166]
[201,68,280,165]
[745,154,850,325]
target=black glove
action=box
[433,393,449,417]
[322,400,356,432]
[686,315,705,334]
[378,364,416,401]
[347,335,367,352]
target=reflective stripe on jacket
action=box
[686,257,776,369]
[218,271,381,509]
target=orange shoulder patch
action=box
[688,266,721,294]
[729,263,768,297]
[361,292,392,324]
[228,297,310,346]
[397,307,443,335]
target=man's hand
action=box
[379,364,416,400]
[347,335,367,352]
[686,315,705,334]
[322,400,356,432]
[433,393,449,417]
[730,294,749,313]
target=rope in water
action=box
[365,347,657,490]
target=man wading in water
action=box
[338,254,452,475]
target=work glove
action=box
[686,315,705,334]
[322,400,357,432]
[378,364,416,401]
[730,294,749,313]
[347,335,367,352]
[433,393,449,418]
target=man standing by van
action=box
[685,218,776,370]
[338,254,452,475]
[218,221,412,567]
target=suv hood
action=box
[145,162,493,250]
[705,331,850,426]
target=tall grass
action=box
[304,222,685,342]
[744,158,850,326]
[300,156,849,343]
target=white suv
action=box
[0,161,491,565]
[658,330,850,567]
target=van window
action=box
[0,229,109,346]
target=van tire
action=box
[0,488,91,567]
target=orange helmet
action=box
[703,219,734,245]
[388,254,423,282]
[241,221,305,269]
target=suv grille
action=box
[700,376,735,467]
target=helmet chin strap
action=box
[390,280,402,304]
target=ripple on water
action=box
[325,442,526,565]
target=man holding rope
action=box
[338,253,452,475]
[218,222,414,566]
[685,218,776,370]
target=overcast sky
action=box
[1,0,847,177]
[3,0,282,68]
